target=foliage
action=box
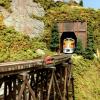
[0,14,5,29]
[74,38,84,55]
[0,1,100,99]
[33,0,55,10]
[72,55,100,100]
[54,1,65,7]
[0,0,11,10]
[50,23,59,51]
[67,0,78,6]
[33,0,65,10]
[43,5,100,59]
[83,21,95,59]
[93,10,100,51]
[79,0,83,7]
[0,27,53,62]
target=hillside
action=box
[72,55,100,100]
[0,0,100,99]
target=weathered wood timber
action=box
[0,54,74,100]
[0,54,71,76]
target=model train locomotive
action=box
[63,38,75,54]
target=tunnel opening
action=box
[60,32,77,53]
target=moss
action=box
[0,0,12,10]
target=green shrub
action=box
[72,55,100,100]
[0,0,11,10]
[0,27,51,62]
[83,22,95,59]
[33,0,55,10]
[79,0,83,7]
[74,38,84,55]
[50,23,59,51]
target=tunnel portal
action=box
[57,21,87,50]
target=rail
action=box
[0,54,71,76]
[0,54,74,100]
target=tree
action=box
[50,23,59,51]
[79,0,83,6]
[83,24,95,59]
[74,38,84,55]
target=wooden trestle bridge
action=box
[0,54,74,100]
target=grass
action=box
[72,55,100,100]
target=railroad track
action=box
[0,54,71,76]
[0,54,74,100]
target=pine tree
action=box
[50,23,59,51]
[79,0,83,6]
[83,24,95,59]
[74,38,84,55]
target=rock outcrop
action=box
[0,0,45,37]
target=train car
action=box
[63,38,75,54]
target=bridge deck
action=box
[0,54,71,76]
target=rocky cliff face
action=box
[0,0,45,37]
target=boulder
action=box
[1,0,45,37]
[36,49,45,56]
